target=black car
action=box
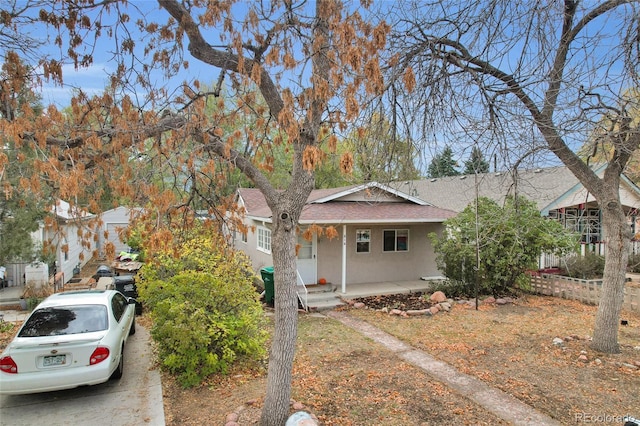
[114,275,142,315]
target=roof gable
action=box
[52,199,93,221]
[310,181,430,205]
[236,183,455,224]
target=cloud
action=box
[36,62,112,107]
[60,62,112,78]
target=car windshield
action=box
[18,305,108,337]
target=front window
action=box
[356,229,370,253]
[383,229,409,252]
[257,226,272,253]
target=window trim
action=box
[356,229,371,253]
[257,226,272,254]
[383,229,409,252]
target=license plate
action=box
[43,355,66,366]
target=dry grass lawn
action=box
[159,294,640,425]
[1,274,637,425]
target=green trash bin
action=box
[260,266,275,305]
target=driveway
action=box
[0,323,165,426]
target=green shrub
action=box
[563,253,605,279]
[138,233,267,387]
[429,279,472,298]
[429,196,578,297]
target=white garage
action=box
[99,207,143,256]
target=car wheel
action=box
[110,345,124,380]
[129,316,136,336]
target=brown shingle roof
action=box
[237,187,456,224]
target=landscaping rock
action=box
[483,296,496,304]
[353,302,366,309]
[552,337,564,346]
[406,309,430,316]
[286,411,318,426]
[438,302,452,312]
[430,291,447,303]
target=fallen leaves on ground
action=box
[162,295,639,424]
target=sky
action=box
[34,2,196,108]
[9,0,633,173]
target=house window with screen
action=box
[356,229,370,253]
[257,226,272,253]
[383,229,409,252]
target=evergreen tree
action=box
[427,146,459,178]
[0,55,47,265]
[463,146,490,174]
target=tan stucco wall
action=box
[234,222,274,275]
[235,219,446,286]
[316,223,444,285]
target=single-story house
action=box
[34,199,96,287]
[232,182,457,293]
[395,165,640,267]
[233,165,640,293]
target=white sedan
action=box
[0,290,136,395]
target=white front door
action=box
[296,233,317,285]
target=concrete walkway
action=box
[326,310,561,426]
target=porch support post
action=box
[341,224,347,294]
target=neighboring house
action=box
[30,200,96,287]
[4,204,142,289]
[232,182,457,293]
[397,165,640,267]
[98,206,142,256]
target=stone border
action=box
[343,291,516,317]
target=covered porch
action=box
[303,278,441,310]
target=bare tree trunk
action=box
[590,196,629,353]
[260,215,300,425]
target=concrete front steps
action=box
[302,283,344,311]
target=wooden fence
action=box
[529,274,640,313]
